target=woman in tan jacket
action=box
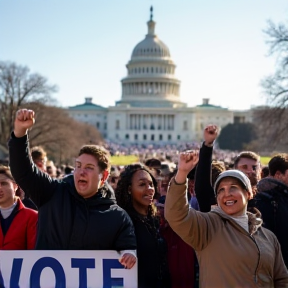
[165,150,288,288]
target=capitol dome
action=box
[131,19,170,59]
[117,7,186,108]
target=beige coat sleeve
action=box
[164,178,214,251]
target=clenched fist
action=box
[204,124,219,147]
[14,109,35,138]
[175,150,199,184]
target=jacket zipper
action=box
[249,234,260,284]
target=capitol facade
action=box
[68,9,252,144]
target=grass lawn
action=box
[111,155,272,167]
[111,155,139,166]
[260,156,271,166]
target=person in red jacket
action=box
[0,165,37,249]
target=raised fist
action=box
[204,124,219,146]
[177,150,199,174]
[14,109,35,137]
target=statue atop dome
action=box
[150,6,153,21]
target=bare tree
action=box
[258,20,288,149]
[25,103,103,164]
[0,61,57,145]
[264,20,288,68]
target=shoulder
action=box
[109,205,133,223]
[21,206,38,217]
[17,205,38,223]
[258,226,278,242]
[109,204,129,215]
[18,198,37,215]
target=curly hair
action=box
[115,163,159,217]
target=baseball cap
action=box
[214,170,252,196]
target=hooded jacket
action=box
[165,179,288,288]
[255,177,288,268]
[8,133,136,250]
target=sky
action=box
[1,0,288,110]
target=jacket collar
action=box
[257,177,288,195]
[211,207,262,235]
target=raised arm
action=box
[165,150,213,250]
[195,125,218,212]
[9,109,59,207]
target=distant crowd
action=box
[0,108,288,288]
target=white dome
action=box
[131,20,170,59]
[118,8,185,108]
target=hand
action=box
[175,150,199,183]
[14,109,35,137]
[118,253,137,269]
[204,124,219,146]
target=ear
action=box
[246,190,253,201]
[274,171,282,180]
[12,183,18,194]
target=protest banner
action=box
[0,250,137,288]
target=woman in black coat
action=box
[115,164,171,288]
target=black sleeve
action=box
[194,142,216,212]
[114,210,137,251]
[8,132,59,208]
[254,193,275,232]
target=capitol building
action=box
[68,8,252,144]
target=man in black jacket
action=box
[9,109,136,269]
[255,154,288,268]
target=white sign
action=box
[0,250,137,288]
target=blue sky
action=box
[1,0,287,110]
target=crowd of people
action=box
[1,108,288,287]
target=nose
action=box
[147,184,154,192]
[76,167,86,175]
[222,188,232,197]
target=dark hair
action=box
[145,158,161,169]
[115,163,158,217]
[211,161,226,186]
[31,146,47,162]
[64,165,74,175]
[78,145,111,172]
[234,151,260,168]
[261,166,269,178]
[268,153,288,176]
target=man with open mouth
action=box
[8,108,137,269]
